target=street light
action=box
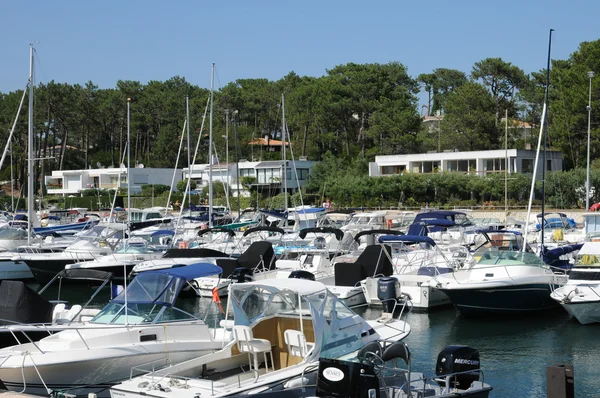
[586,71,594,211]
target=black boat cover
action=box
[0,280,53,324]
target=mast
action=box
[127,97,131,228]
[186,96,191,216]
[281,93,288,211]
[233,110,241,220]
[225,109,231,214]
[208,63,215,227]
[27,44,34,244]
[522,29,553,250]
[540,29,554,252]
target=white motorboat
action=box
[327,243,396,308]
[109,278,411,398]
[425,230,567,316]
[0,268,113,348]
[195,227,354,299]
[340,211,388,237]
[15,223,128,285]
[360,235,463,311]
[551,241,600,324]
[0,262,225,397]
[65,243,165,281]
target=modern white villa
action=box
[182,158,317,197]
[369,149,563,179]
[45,166,181,195]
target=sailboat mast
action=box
[208,63,215,228]
[282,93,288,210]
[27,44,34,245]
[540,29,554,251]
[127,98,131,226]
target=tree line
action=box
[0,39,598,200]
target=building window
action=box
[547,159,552,171]
[522,159,533,173]
[381,166,405,175]
[240,168,253,177]
[292,168,310,180]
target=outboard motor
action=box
[229,267,254,283]
[377,276,399,314]
[435,345,481,389]
[315,357,380,398]
[288,270,316,281]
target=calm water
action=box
[37,283,600,397]
[376,307,600,398]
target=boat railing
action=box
[129,356,172,379]
[383,369,487,396]
[4,322,207,353]
[298,363,319,388]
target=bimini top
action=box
[298,227,344,241]
[475,228,522,236]
[237,278,328,296]
[576,242,600,256]
[378,235,436,246]
[243,225,285,237]
[296,207,326,214]
[145,262,222,281]
[422,219,456,227]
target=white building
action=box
[45,166,182,195]
[369,149,563,179]
[182,159,317,197]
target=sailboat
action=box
[0,45,39,280]
[426,31,568,317]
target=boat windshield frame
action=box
[230,281,368,362]
[475,248,546,266]
[89,272,199,325]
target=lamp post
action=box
[586,71,594,211]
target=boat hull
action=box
[440,284,559,316]
[25,259,79,285]
[560,300,600,325]
[0,348,213,397]
[0,260,33,281]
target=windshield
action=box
[475,248,545,266]
[112,272,184,305]
[90,302,197,324]
[79,225,124,241]
[0,227,28,240]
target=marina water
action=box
[35,283,600,397]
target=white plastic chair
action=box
[233,325,273,372]
[284,329,314,358]
[52,303,67,322]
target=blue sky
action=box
[1,0,598,110]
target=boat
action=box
[360,235,456,311]
[64,231,171,281]
[551,242,600,324]
[0,268,113,348]
[109,278,411,398]
[340,211,388,236]
[327,243,394,307]
[0,262,224,397]
[246,342,492,397]
[425,230,567,316]
[15,223,128,285]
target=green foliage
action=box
[200,181,229,198]
[176,179,197,192]
[80,188,113,197]
[1,40,599,190]
[141,184,170,196]
[442,82,498,150]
